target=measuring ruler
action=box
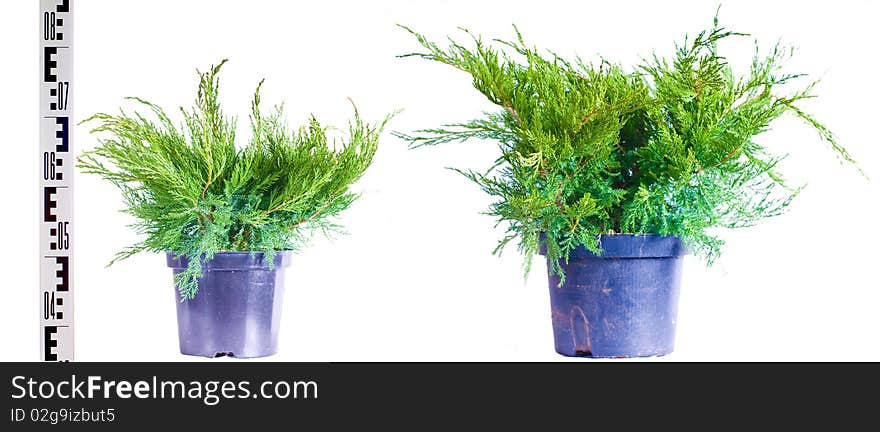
[39,0,73,361]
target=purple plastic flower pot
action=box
[166,251,291,358]
[542,235,686,358]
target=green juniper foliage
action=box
[398,17,856,283]
[79,60,390,300]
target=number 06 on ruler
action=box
[40,0,73,361]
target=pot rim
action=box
[539,233,687,259]
[165,250,293,270]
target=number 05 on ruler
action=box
[40,0,73,361]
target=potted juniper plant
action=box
[79,60,391,358]
[399,18,856,358]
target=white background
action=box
[1,0,878,361]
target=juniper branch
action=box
[399,14,856,282]
[78,61,393,299]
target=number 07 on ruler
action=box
[40,0,73,361]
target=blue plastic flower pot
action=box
[166,251,291,358]
[542,235,686,358]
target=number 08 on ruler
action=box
[40,0,73,361]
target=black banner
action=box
[1,362,876,429]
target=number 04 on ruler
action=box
[40,0,73,361]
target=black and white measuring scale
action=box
[39,0,73,361]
